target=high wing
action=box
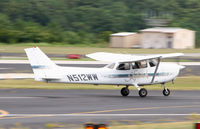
[86,52,184,63]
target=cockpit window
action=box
[132,62,138,69]
[149,59,157,67]
[132,61,147,69]
[107,63,115,69]
[117,63,130,70]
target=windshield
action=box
[149,59,157,67]
[106,63,115,69]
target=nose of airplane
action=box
[178,65,185,70]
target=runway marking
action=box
[0,113,200,120]
[0,110,9,117]
[0,97,40,99]
[0,68,12,69]
[0,115,54,120]
[0,105,200,120]
[72,105,200,114]
[4,113,200,116]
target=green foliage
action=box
[0,0,199,47]
[99,31,113,42]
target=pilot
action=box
[118,63,130,70]
[118,63,125,70]
[135,61,142,69]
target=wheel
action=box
[139,88,147,97]
[121,87,129,96]
[163,88,170,96]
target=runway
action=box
[0,89,200,128]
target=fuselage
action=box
[42,62,183,86]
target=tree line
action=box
[0,0,200,47]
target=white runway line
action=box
[0,73,34,79]
[0,97,39,99]
[4,114,200,117]
[0,68,12,69]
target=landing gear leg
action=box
[121,85,129,96]
[162,83,170,96]
[134,84,148,97]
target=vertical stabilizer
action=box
[24,47,57,81]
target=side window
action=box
[149,59,157,67]
[117,63,130,70]
[132,61,147,69]
[132,62,139,69]
[107,63,115,69]
[140,61,147,68]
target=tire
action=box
[139,88,147,97]
[163,88,170,96]
[121,87,129,96]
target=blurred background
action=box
[0,0,200,129]
[0,0,199,48]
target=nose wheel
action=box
[121,86,129,96]
[162,83,170,96]
[163,88,170,96]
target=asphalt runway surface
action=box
[0,89,200,128]
[1,63,200,76]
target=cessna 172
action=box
[25,47,185,97]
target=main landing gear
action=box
[120,84,148,97]
[134,84,148,97]
[121,86,129,96]
[139,88,148,97]
[120,83,170,97]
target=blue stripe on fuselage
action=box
[108,72,170,78]
[31,65,45,69]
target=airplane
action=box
[25,47,185,97]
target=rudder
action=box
[25,47,57,81]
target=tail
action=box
[24,47,57,81]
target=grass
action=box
[0,43,200,54]
[0,77,199,90]
[108,121,196,129]
[80,117,200,129]
[0,121,197,129]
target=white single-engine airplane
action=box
[25,47,185,97]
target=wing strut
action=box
[151,57,161,84]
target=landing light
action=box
[98,127,107,129]
[86,127,94,129]
[85,124,94,129]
